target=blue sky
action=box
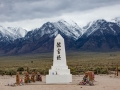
[0,0,120,30]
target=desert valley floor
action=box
[0,74,120,90]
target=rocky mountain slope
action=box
[0,18,120,55]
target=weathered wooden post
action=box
[116,65,118,76]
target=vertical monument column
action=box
[53,34,66,66]
[46,34,72,84]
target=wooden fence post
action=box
[116,65,118,76]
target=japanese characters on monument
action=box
[56,42,61,60]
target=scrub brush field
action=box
[0,51,120,75]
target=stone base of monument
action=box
[46,74,72,84]
[46,67,72,84]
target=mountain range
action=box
[0,17,120,55]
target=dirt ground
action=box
[0,74,120,90]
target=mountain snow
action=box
[111,17,120,27]
[7,27,27,37]
[53,20,82,40]
[82,19,120,37]
[0,26,27,41]
[82,19,105,36]
[82,21,94,34]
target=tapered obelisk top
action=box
[55,34,63,39]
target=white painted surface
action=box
[46,75,72,84]
[46,34,72,84]
[53,34,66,66]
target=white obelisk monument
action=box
[46,34,72,83]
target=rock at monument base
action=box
[46,74,72,84]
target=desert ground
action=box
[0,51,120,90]
[0,74,120,90]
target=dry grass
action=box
[0,51,120,75]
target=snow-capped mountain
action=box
[53,20,82,39]
[82,19,120,37]
[82,21,95,35]
[0,26,27,41]
[25,20,82,40]
[83,19,107,37]
[111,17,120,27]
[7,27,27,37]
[25,22,59,40]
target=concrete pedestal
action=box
[46,74,72,84]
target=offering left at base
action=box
[5,71,43,86]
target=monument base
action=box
[46,74,72,84]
